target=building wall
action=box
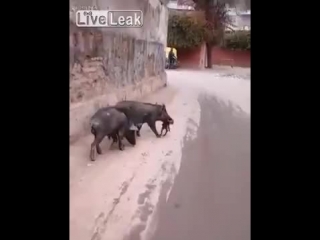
[211,47,250,67]
[70,0,169,142]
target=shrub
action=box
[167,14,214,49]
[223,31,250,50]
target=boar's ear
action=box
[162,104,166,110]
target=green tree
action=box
[182,0,236,68]
[195,0,233,68]
[223,31,250,50]
[167,14,213,49]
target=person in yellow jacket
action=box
[165,47,177,69]
[168,48,175,68]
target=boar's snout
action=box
[168,118,174,124]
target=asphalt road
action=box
[69,66,250,240]
[149,94,250,240]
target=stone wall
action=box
[70,0,169,142]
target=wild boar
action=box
[90,107,136,161]
[114,101,174,138]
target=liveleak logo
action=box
[76,10,144,28]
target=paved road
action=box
[70,66,250,240]
[149,95,250,240]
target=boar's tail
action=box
[90,119,101,135]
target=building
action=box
[167,0,194,10]
[167,1,250,31]
[166,1,250,68]
[226,8,251,31]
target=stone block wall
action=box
[70,0,169,142]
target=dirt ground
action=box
[70,66,251,240]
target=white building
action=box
[226,8,251,31]
[167,1,250,31]
[167,0,194,10]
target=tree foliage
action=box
[178,0,235,67]
[223,31,250,50]
[167,14,215,48]
[191,1,234,31]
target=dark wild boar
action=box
[90,107,136,161]
[114,101,174,138]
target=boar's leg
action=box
[96,144,102,155]
[90,133,105,161]
[107,134,118,149]
[136,124,142,137]
[125,130,136,146]
[111,134,118,143]
[117,136,125,150]
[147,120,161,138]
[117,128,126,151]
[108,134,118,148]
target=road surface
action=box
[70,66,251,240]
